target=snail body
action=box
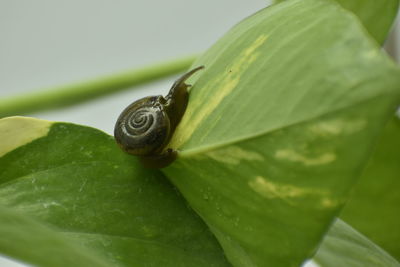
[114,66,204,168]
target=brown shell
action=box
[114,96,170,156]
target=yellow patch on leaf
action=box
[309,118,367,137]
[274,149,336,166]
[248,176,339,208]
[169,35,268,149]
[0,116,52,157]
[204,146,264,165]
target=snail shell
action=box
[114,66,204,168]
[114,96,170,155]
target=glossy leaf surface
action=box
[334,0,399,44]
[0,205,110,267]
[273,0,399,44]
[314,219,400,267]
[341,116,400,260]
[0,117,229,267]
[163,0,400,266]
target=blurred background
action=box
[0,1,399,266]
[0,0,269,135]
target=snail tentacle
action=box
[166,65,204,101]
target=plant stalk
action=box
[0,55,197,118]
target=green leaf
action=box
[334,0,399,44]
[0,205,110,267]
[273,0,399,44]
[340,116,400,260]
[313,219,400,267]
[162,0,400,266]
[0,117,229,267]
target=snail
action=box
[114,66,204,168]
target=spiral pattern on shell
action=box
[125,107,156,137]
[114,96,170,156]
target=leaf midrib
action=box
[179,92,398,158]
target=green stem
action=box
[0,55,197,118]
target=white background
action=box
[0,1,398,266]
